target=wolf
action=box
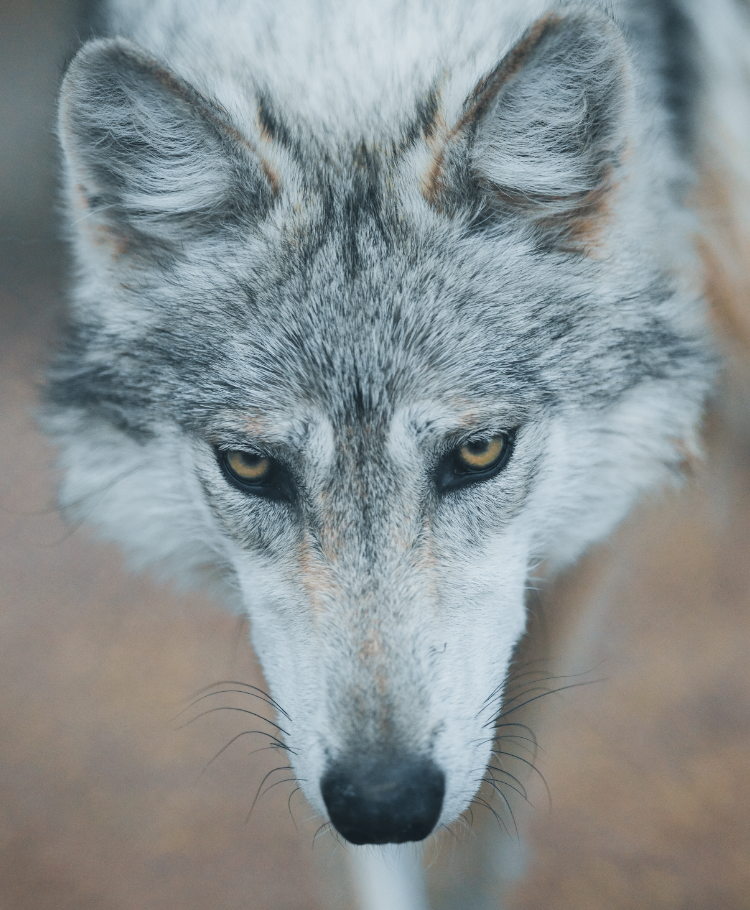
[47,0,750,906]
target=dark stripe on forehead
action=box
[334,142,393,278]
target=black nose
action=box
[320,755,445,845]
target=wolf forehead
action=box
[53,13,704,437]
[58,203,690,438]
[71,215,680,437]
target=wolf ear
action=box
[425,10,631,246]
[59,39,278,251]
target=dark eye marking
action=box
[217,448,296,503]
[435,430,516,493]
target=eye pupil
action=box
[465,439,491,456]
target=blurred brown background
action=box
[1,2,749,908]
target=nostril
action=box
[320,755,445,845]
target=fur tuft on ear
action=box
[424,8,632,247]
[59,38,278,250]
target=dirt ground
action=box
[1,2,749,908]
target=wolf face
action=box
[50,2,714,844]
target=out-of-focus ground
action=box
[1,2,749,909]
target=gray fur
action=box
[48,0,730,890]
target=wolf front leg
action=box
[348,845,431,910]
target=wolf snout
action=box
[320,754,445,845]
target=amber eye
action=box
[436,430,515,493]
[456,436,506,472]
[225,449,271,482]
[218,448,296,503]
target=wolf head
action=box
[51,7,712,844]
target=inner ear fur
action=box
[423,9,632,248]
[58,38,279,250]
